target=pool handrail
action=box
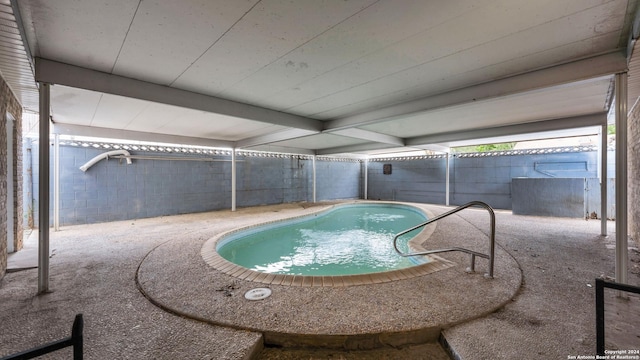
[393,201,495,278]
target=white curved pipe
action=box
[79,150,132,172]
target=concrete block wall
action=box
[25,140,622,228]
[512,178,587,217]
[584,178,616,220]
[451,151,607,209]
[367,157,446,204]
[236,155,311,207]
[0,74,23,280]
[450,155,512,209]
[29,144,362,227]
[315,159,361,201]
[368,150,615,213]
[630,101,640,247]
[511,177,615,219]
[32,145,237,226]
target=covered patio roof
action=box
[3,0,639,155]
[0,0,637,302]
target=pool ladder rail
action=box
[393,201,495,278]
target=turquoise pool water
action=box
[216,204,428,276]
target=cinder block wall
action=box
[236,155,312,207]
[449,155,512,209]
[629,101,640,247]
[367,157,446,204]
[368,150,615,212]
[29,145,361,227]
[0,74,23,280]
[315,159,361,201]
[451,151,608,210]
[512,178,587,217]
[32,146,235,225]
[26,141,624,227]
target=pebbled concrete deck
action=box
[0,201,636,359]
[137,201,520,349]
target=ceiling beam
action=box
[324,51,626,132]
[411,144,451,153]
[627,0,640,59]
[242,144,316,155]
[442,127,603,148]
[35,57,324,132]
[52,123,234,148]
[329,128,404,146]
[319,112,606,155]
[316,142,400,155]
[235,128,319,148]
[405,112,607,146]
[237,126,404,150]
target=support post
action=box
[38,82,50,294]
[615,72,628,286]
[312,155,317,203]
[445,153,450,206]
[53,133,60,231]
[600,124,608,236]
[231,149,236,211]
[595,278,605,355]
[363,159,368,200]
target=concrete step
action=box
[6,230,38,273]
[258,342,451,359]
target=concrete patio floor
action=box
[1,201,638,359]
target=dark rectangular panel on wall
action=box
[512,178,586,218]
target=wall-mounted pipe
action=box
[110,154,240,162]
[79,150,132,172]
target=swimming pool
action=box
[201,203,454,286]
[216,203,428,276]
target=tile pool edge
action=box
[201,201,456,287]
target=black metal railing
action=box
[0,314,83,360]
[595,279,640,355]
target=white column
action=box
[445,153,450,206]
[231,149,236,211]
[614,72,628,285]
[600,124,607,236]
[363,159,368,200]
[53,133,60,231]
[312,155,317,203]
[38,82,51,294]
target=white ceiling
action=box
[9,0,640,155]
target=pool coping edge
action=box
[200,201,456,287]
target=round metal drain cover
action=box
[244,288,272,301]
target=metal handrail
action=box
[0,314,83,360]
[595,278,640,355]
[393,201,495,278]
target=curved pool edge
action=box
[201,201,455,286]
[136,201,523,350]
